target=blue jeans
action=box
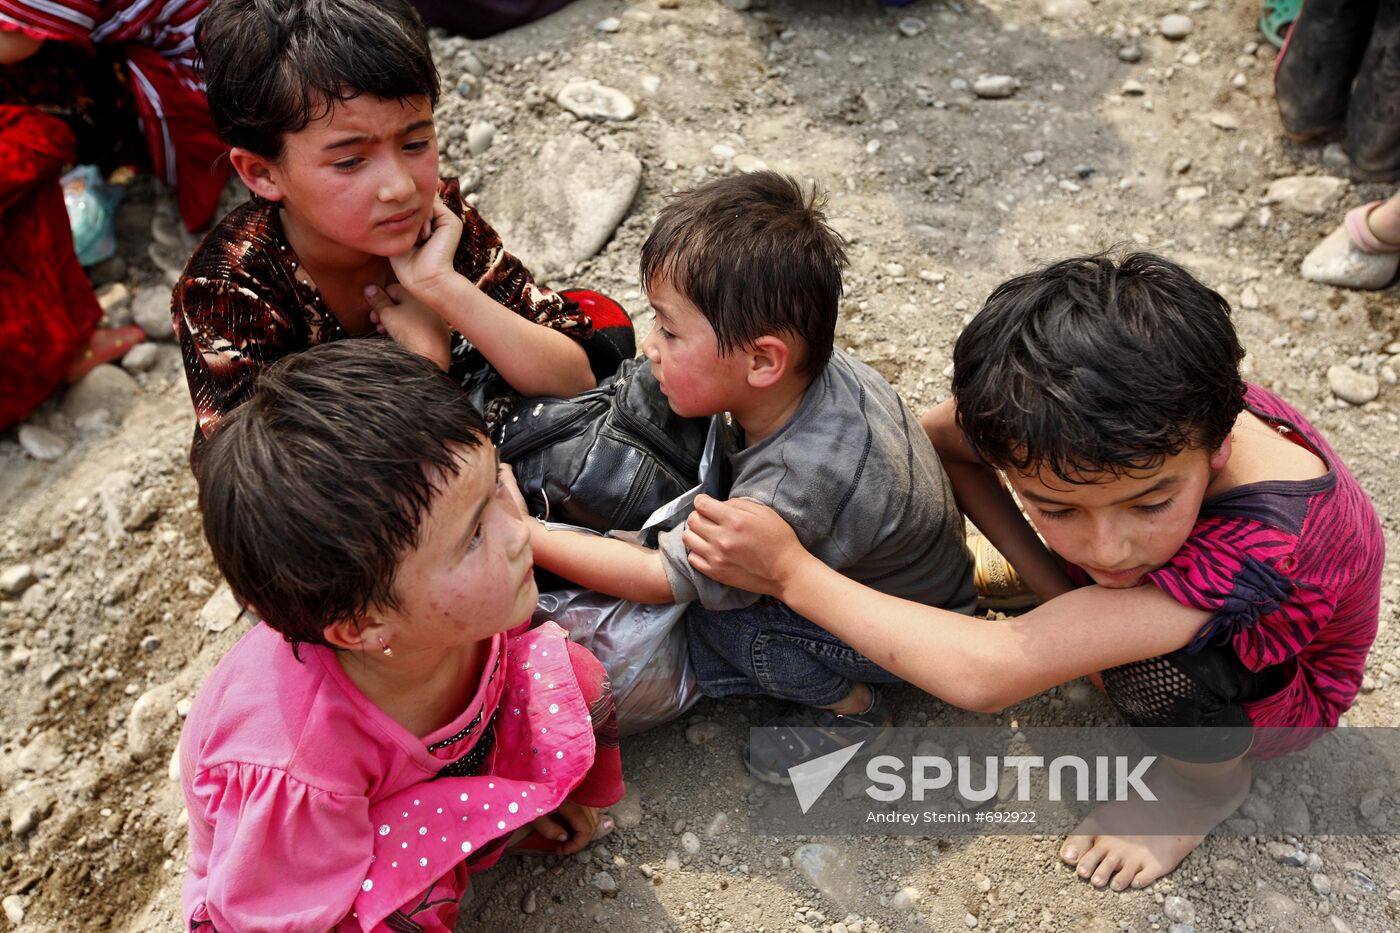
[685,597,904,707]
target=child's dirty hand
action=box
[365,283,450,372]
[388,196,464,302]
[683,495,805,598]
[529,802,614,855]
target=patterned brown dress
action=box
[172,179,595,467]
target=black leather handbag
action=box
[493,357,710,532]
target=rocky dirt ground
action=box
[2,0,1399,930]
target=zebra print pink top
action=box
[1142,385,1383,753]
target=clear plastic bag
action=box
[61,165,120,266]
[530,421,722,735]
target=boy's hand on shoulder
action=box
[683,495,808,599]
[366,284,450,372]
[389,196,465,304]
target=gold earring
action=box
[378,638,394,659]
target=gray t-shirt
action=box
[659,350,977,614]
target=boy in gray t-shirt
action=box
[512,171,974,782]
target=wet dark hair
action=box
[197,340,487,651]
[640,171,848,377]
[952,252,1246,482]
[197,0,440,159]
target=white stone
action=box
[972,75,1018,99]
[1301,223,1399,290]
[732,153,767,173]
[897,17,926,38]
[477,134,641,280]
[0,564,36,596]
[1208,112,1240,130]
[1265,175,1347,215]
[680,830,701,854]
[1164,895,1196,924]
[121,342,161,373]
[466,120,496,156]
[17,423,67,461]
[1327,365,1380,405]
[596,17,621,33]
[794,843,858,904]
[197,584,245,634]
[891,886,922,910]
[556,80,636,122]
[2,895,23,925]
[127,681,180,762]
[1160,14,1193,39]
[132,286,174,341]
[62,364,139,422]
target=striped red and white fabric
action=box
[0,0,228,230]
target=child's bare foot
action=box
[1059,755,1251,891]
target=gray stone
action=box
[466,120,495,156]
[1327,364,1380,405]
[1322,142,1352,173]
[1160,14,1193,39]
[1021,150,1046,166]
[1312,873,1332,896]
[685,720,723,746]
[521,888,537,914]
[593,870,618,896]
[17,729,65,774]
[197,584,244,634]
[1267,841,1306,866]
[1213,210,1247,231]
[478,133,641,280]
[972,75,1018,99]
[1118,45,1142,62]
[1040,0,1088,18]
[1301,223,1399,290]
[62,364,139,423]
[2,895,23,924]
[680,830,701,854]
[1164,896,1196,924]
[1249,891,1301,927]
[610,784,643,829]
[1209,112,1240,130]
[595,16,620,33]
[1167,926,1194,933]
[141,635,162,653]
[705,811,729,836]
[100,470,159,535]
[0,564,36,596]
[795,843,858,905]
[17,423,67,461]
[1121,79,1147,95]
[891,886,921,910]
[1276,792,1311,835]
[9,803,39,837]
[132,286,175,341]
[556,80,636,122]
[121,342,161,373]
[127,681,181,762]
[1265,175,1347,215]
[897,17,926,38]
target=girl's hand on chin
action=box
[389,196,465,303]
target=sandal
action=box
[1261,0,1301,49]
[64,325,146,383]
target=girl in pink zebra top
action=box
[680,253,1383,893]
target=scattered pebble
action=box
[973,75,1018,99]
[1118,45,1142,62]
[593,870,619,897]
[595,17,621,33]
[1302,223,1399,289]
[1160,14,1193,39]
[794,843,859,904]
[1021,150,1046,166]
[62,364,139,423]
[466,120,496,155]
[121,342,161,373]
[891,886,922,910]
[897,17,926,38]
[610,785,643,830]
[1327,365,1380,405]
[680,831,701,855]
[17,423,67,461]
[1164,895,1196,924]
[685,721,723,746]
[197,584,245,634]
[2,895,23,925]
[127,681,179,762]
[1213,209,1246,231]
[1208,112,1240,131]
[1312,872,1332,896]
[521,888,537,914]
[1266,841,1307,866]
[131,287,173,340]
[1120,79,1146,96]
[0,564,36,597]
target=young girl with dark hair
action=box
[174,0,633,466]
[682,253,1383,892]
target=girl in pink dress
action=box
[181,340,623,932]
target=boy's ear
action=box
[746,335,792,389]
[1208,433,1234,471]
[229,147,285,202]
